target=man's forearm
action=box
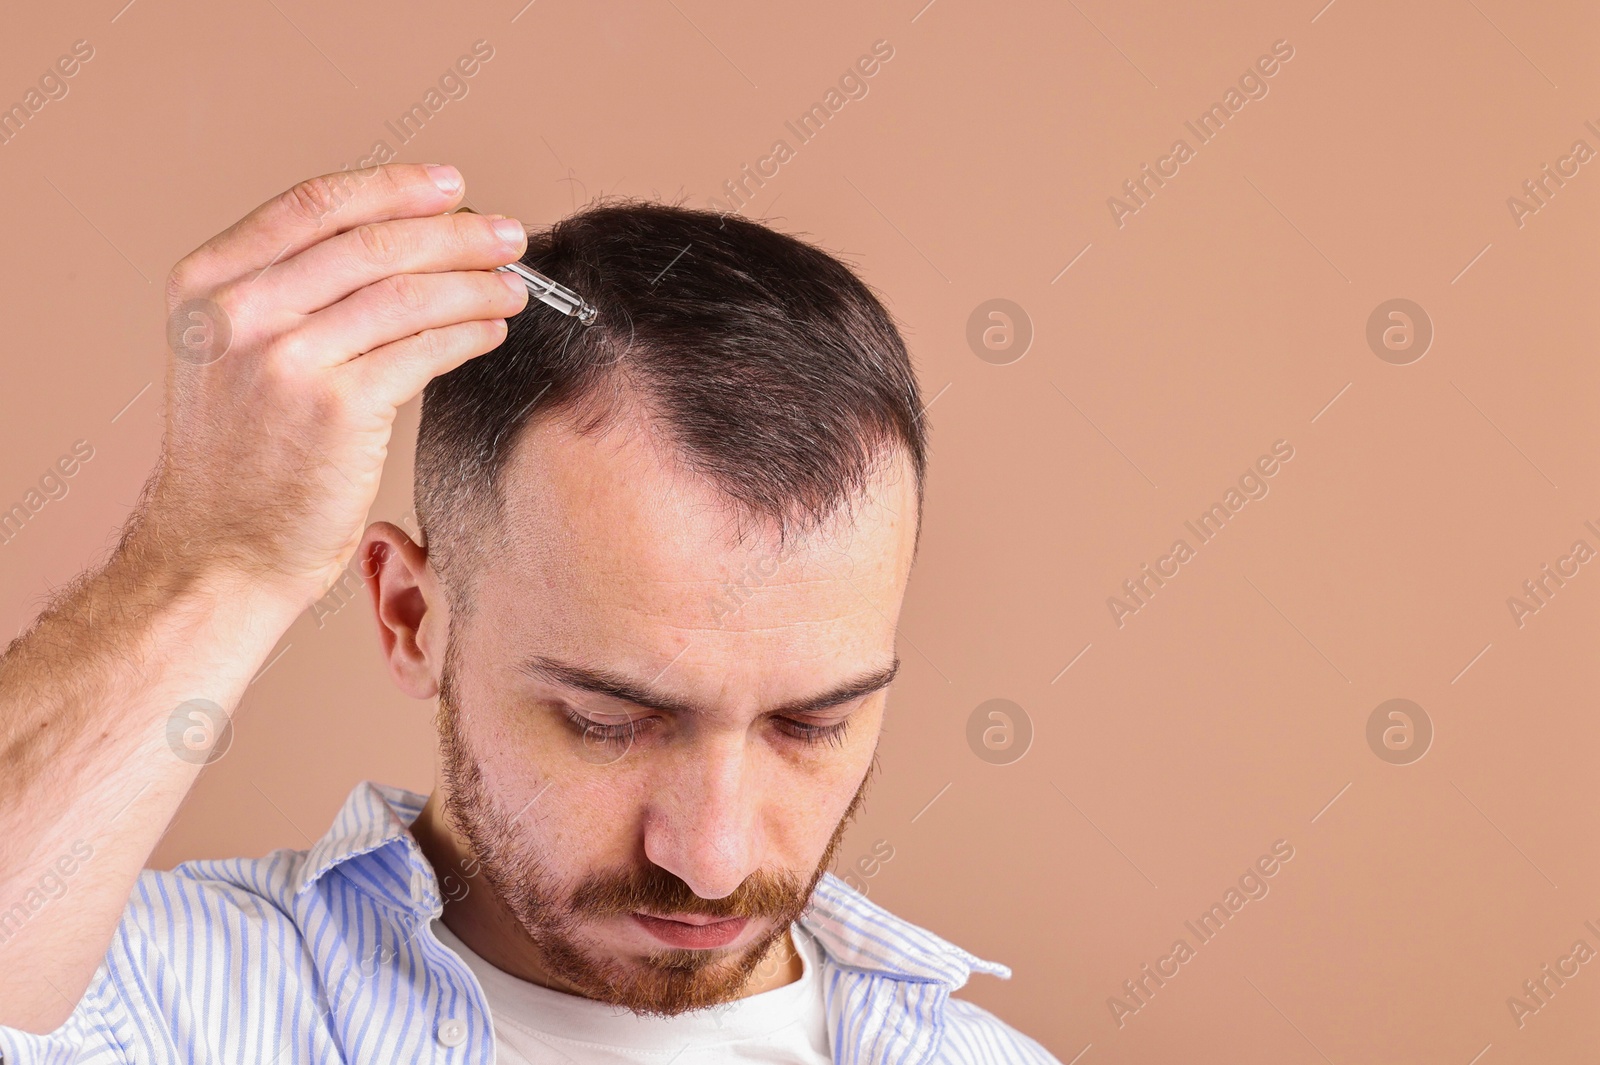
[0,520,306,1033]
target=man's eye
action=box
[558,707,852,750]
[560,707,639,746]
[780,717,852,749]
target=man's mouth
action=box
[639,911,734,926]
[631,911,750,949]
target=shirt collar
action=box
[798,873,1012,990]
[289,780,436,907]
[292,780,1011,992]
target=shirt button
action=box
[436,1017,467,1047]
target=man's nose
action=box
[641,732,761,901]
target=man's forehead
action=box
[485,407,917,600]
[442,414,917,718]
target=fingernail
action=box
[492,218,525,245]
[427,164,462,193]
[499,271,527,295]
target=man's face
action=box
[427,406,919,1016]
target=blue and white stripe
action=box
[1,781,1061,1064]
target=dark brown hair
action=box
[414,200,927,605]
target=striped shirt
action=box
[2,781,1062,1064]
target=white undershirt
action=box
[430,917,832,1064]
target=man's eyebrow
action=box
[514,654,901,717]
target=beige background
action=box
[2,0,1597,1060]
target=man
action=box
[0,163,1060,1063]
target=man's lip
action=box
[633,911,741,927]
[630,912,750,949]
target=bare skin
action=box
[0,162,530,1033]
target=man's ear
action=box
[359,521,449,699]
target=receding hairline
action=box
[418,381,924,614]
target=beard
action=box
[433,631,877,1017]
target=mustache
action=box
[567,862,808,921]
